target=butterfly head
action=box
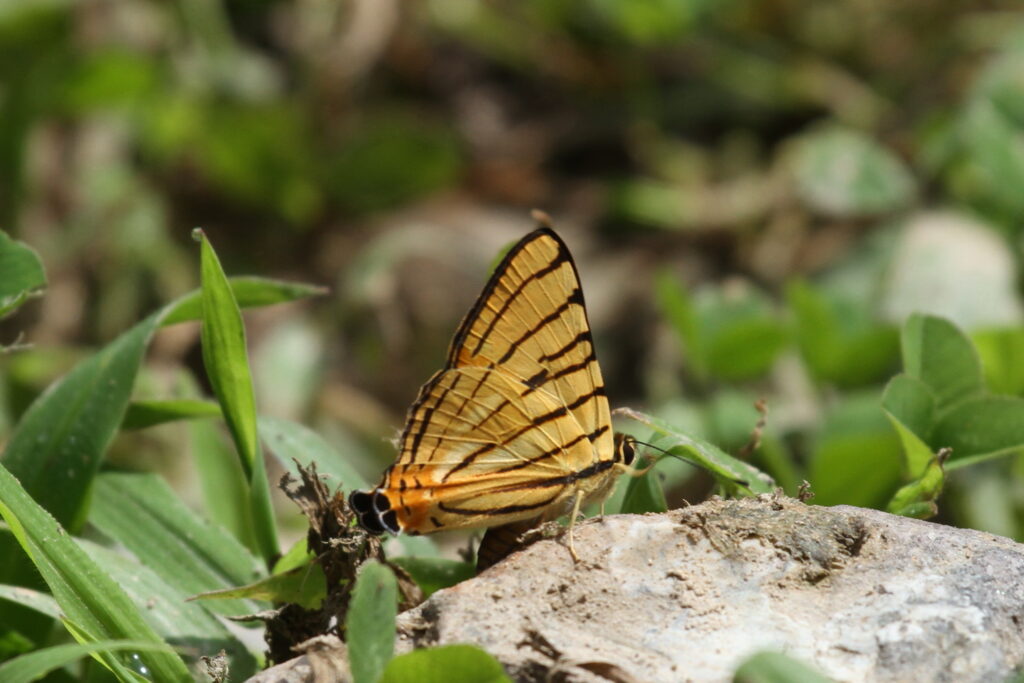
[614,432,636,467]
[348,488,400,535]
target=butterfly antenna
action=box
[627,437,750,489]
[530,208,553,228]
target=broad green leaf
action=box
[901,314,984,414]
[0,230,46,318]
[705,318,788,381]
[0,584,60,620]
[808,394,903,508]
[121,399,221,430]
[195,229,278,564]
[80,538,257,679]
[787,280,898,387]
[886,452,945,520]
[733,651,832,683]
[346,560,398,683]
[0,462,190,681]
[389,557,474,598]
[883,409,936,483]
[932,395,1024,468]
[616,408,775,495]
[380,644,510,683]
[972,327,1024,395]
[881,374,936,475]
[89,472,265,617]
[0,640,174,683]
[791,126,916,217]
[619,467,668,514]
[693,285,787,381]
[259,416,369,492]
[191,562,327,610]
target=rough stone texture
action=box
[394,496,1024,682]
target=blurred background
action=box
[2,0,1024,544]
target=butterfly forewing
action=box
[446,230,613,457]
[351,228,619,536]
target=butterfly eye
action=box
[614,433,636,466]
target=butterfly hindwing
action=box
[351,228,619,537]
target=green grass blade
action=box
[191,561,327,609]
[346,560,397,683]
[121,399,221,430]
[0,462,190,681]
[259,416,369,492]
[0,640,174,683]
[0,584,60,620]
[160,276,326,327]
[189,418,255,550]
[89,472,266,617]
[0,229,46,319]
[80,538,258,679]
[194,229,279,565]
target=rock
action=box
[248,496,1024,682]
[394,496,1024,682]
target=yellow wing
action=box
[350,228,619,535]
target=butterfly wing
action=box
[350,228,617,535]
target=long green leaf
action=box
[616,408,775,494]
[0,640,173,683]
[89,472,266,617]
[259,416,369,492]
[121,399,221,430]
[0,584,60,620]
[79,538,258,679]
[160,276,327,327]
[195,229,279,564]
[189,418,255,549]
[346,561,397,683]
[0,462,190,681]
[191,561,327,610]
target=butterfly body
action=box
[350,227,634,554]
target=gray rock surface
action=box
[395,496,1024,682]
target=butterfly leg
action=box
[565,493,584,562]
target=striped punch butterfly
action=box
[349,224,637,565]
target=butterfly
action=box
[349,224,637,564]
